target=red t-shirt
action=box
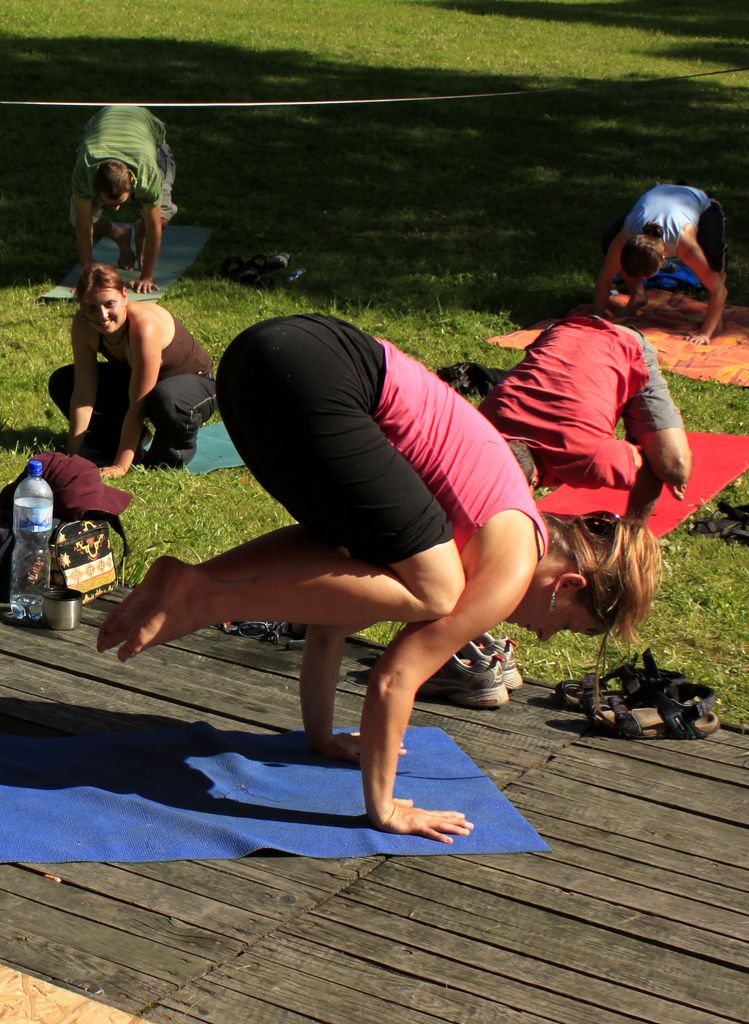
[479,317,650,489]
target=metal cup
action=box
[42,587,84,630]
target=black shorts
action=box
[216,314,451,564]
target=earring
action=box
[548,591,557,614]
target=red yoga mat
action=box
[537,432,749,536]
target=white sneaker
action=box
[474,633,524,690]
[419,641,509,709]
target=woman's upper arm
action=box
[459,510,539,626]
[676,230,724,294]
[127,321,163,402]
[600,227,628,278]
[594,227,629,313]
[373,512,538,690]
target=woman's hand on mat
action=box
[685,332,711,346]
[98,555,207,661]
[100,464,128,479]
[377,799,474,843]
[132,277,160,294]
[622,291,647,317]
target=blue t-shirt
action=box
[625,185,709,257]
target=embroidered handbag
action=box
[50,517,128,604]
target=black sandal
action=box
[436,362,506,399]
[690,503,749,544]
[587,681,719,740]
[555,650,667,712]
[221,255,277,289]
[556,649,720,740]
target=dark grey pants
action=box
[49,362,216,467]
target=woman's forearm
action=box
[593,271,614,316]
[67,401,94,455]
[113,405,146,471]
[359,670,415,825]
[699,282,727,340]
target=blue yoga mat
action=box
[187,421,243,474]
[41,225,212,302]
[646,258,702,291]
[0,724,549,862]
[615,259,702,295]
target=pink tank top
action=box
[375,340,548,554]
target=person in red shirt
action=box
[476,315,693,521]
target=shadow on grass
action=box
[0,30,746,322]
[0,427,62,455]
[421,0,749,46]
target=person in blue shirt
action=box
[593,184,727,345]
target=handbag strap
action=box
[98,513,130,558]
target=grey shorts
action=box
[69,140,177,225]
[154,141,178,222]
[623,331,685,441]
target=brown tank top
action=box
[98,314,213,378]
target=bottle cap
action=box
[28,459,43,477]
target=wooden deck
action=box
[0,591,746,1024]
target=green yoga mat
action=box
[41,225,212,301]
[188,421,244,474]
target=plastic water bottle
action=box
[10,459,54,621]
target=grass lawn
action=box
[0,0,747,722]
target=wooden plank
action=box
[0,665,267,736]
[331,870,746,1022]
[31,853,368,911]
[0,885,209,986]
[0,636,329,736]
[148,977,316,1024]
[0,966,150,1024]
[507,769,749,869]
[0,865,241,962]
[309,897,726,1024]
[463,841,749,941]
[207,930,555,1024]
[370,857,749,971]
[184,946,448,1024]
[571,729,749,780]
[482,812,749,916]
[512,787,749,893]
[403,855,749,967]
[544,743,749,824]
[0,922,168,1013]
[21,856,370,943]
[186,850,371,890]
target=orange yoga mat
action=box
[537,432,749,536]
[487,291,749,387]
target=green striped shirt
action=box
[71,105,166,205]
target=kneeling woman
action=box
[49,263,216,478]
[99,314,662,841]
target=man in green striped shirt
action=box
[71,105,177,294]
